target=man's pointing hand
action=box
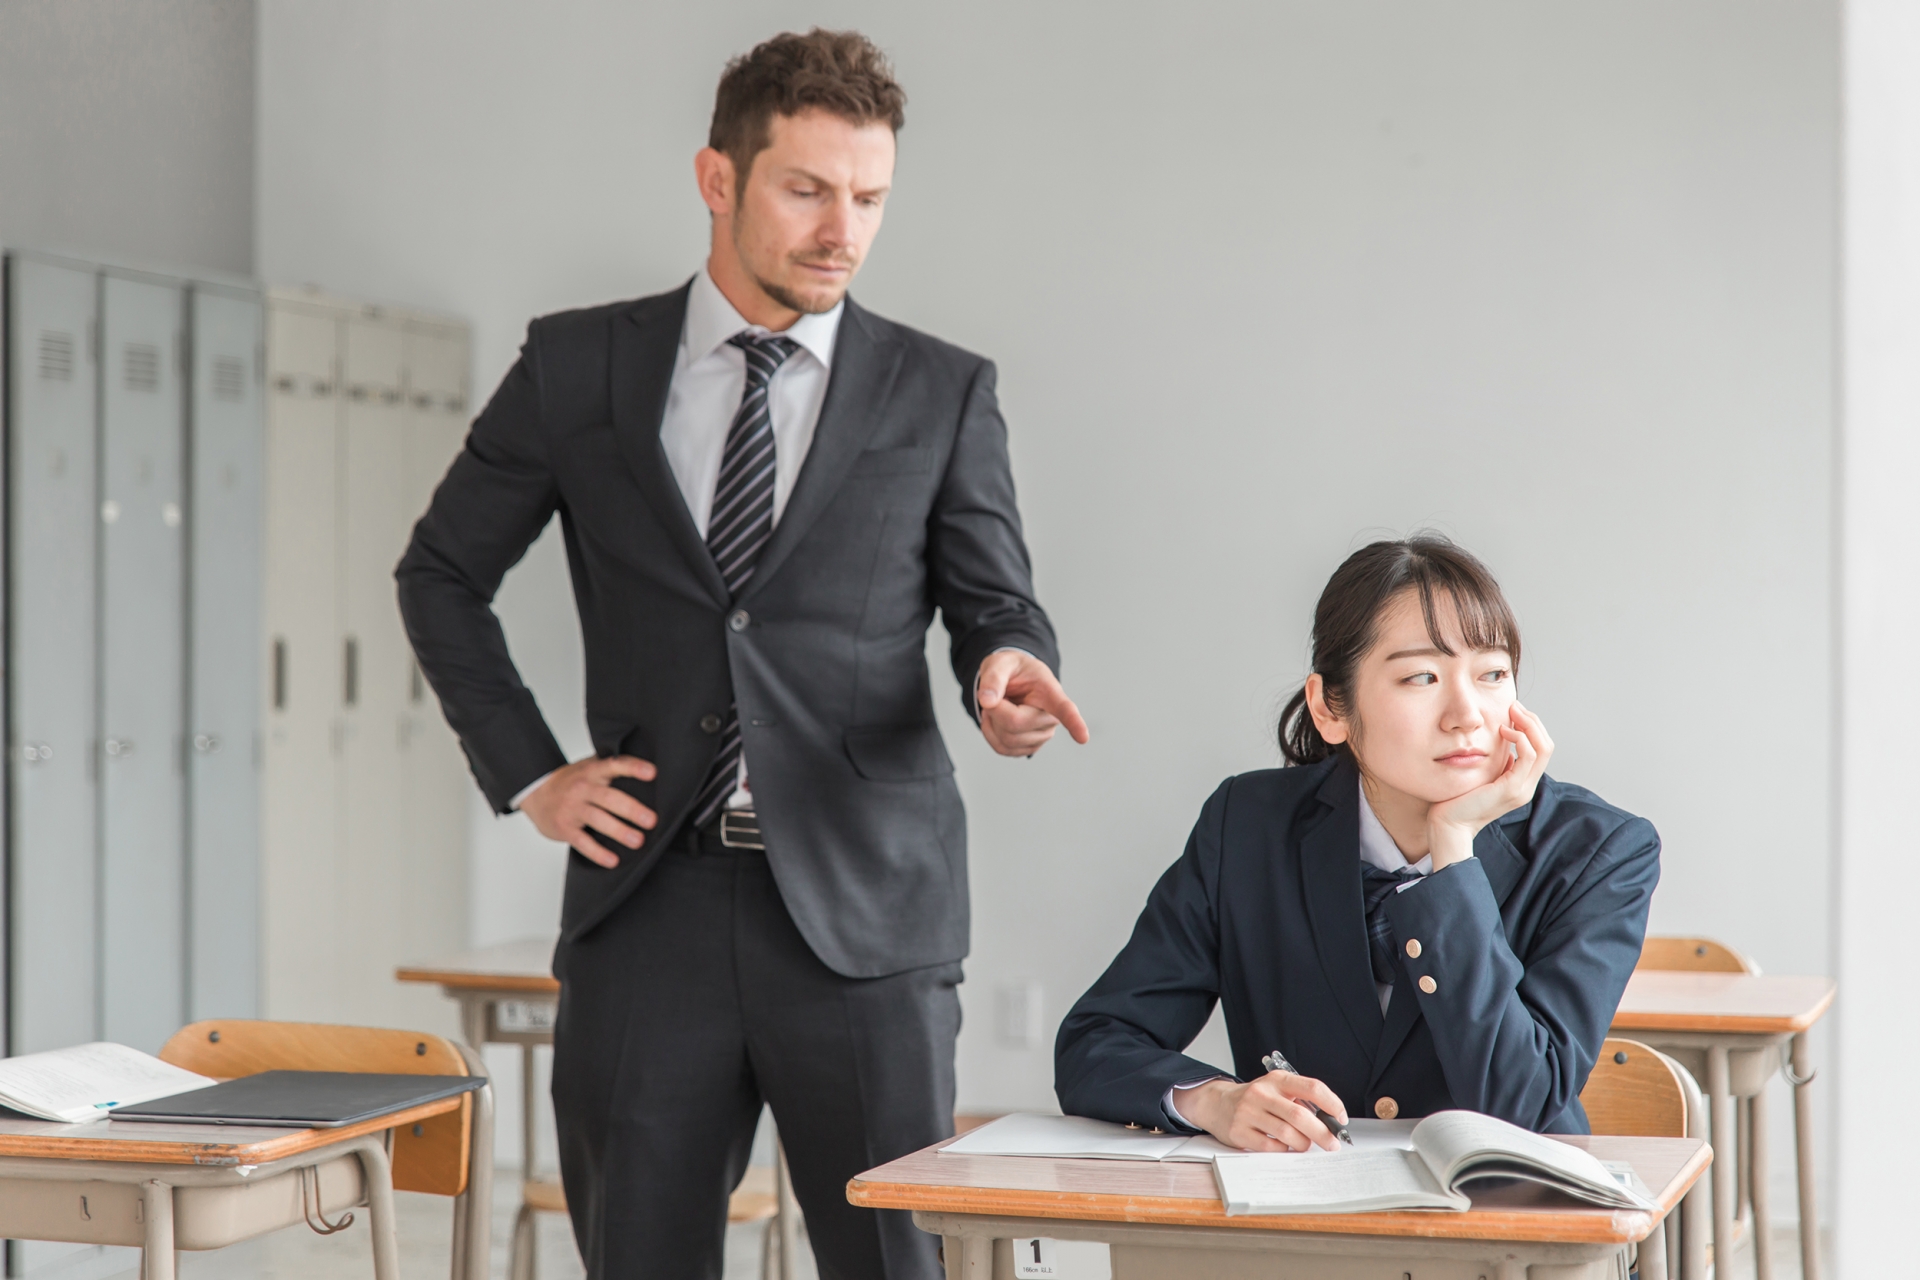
[976,650,1090,757]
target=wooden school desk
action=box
[1611,970,1835,1280]
[849,1133,1710,1280]
[0,1095,463,1280]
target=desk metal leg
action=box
[1790,1032,1822,1280]
[355,1134,402,1280]
[1640,1219,1669,1280]
[1682,1162,1710,1280]
[1707,1046,1733,1278]
[140,1180,174,1280]
[1749,1085,1773,1280]
[942,1234,992,1279]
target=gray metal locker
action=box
[187,286,264,1021]
[260,302,343,1021]
[97,272,188,1053]
[5,255,101,1055]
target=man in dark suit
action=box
[396,29,1086,1280]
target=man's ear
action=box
[694,147,736,217]
[1305,674,1350,745]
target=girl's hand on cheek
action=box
[1425,703,1553,868]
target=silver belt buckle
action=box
[719,809,765,851]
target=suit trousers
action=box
[550,840,960,1280]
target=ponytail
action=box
[1278,686,1336,766]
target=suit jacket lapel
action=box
[610,284,729,608]
[739,299,903,600]
[1299,756,1387,1057]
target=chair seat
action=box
[521,1168,778,1224]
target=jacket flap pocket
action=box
[849,446,933,476]
[844,724,954,781]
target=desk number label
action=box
[497,999,558,1033]
[1013,1237,1058,1278]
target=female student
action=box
[1054,536,1659,1150]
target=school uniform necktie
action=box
[689,332,798,830]
[1359,863,1425,986]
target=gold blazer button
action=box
[1374,1096,1399,1120]
[1418,975,1438,995]
[1405,939,1422,959]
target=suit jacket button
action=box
[1418,975,1438,995]
[1405,939,1422,959]
[729,609,750,632]
[700,714,722,734]
[1374,1096,1399,1120]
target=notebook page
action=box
[1213,1148,1462,1215]
[940,1113,1191,1160]
[1165,1117,1419,1162]
[0,1043,215,1123]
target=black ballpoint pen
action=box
[1261,1049,1354,1146]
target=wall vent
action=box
[124,343,161,393]
[212,356,246,402]
[38,331,75,381]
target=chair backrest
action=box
[1580,1037,1689,1138]
[1636,936,1758,974]
[159,1019,475,1196]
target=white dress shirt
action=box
[512,268,841,811]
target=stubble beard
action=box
[732,213,854,316]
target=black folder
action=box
[108,1070,484,1128]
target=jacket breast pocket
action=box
[844,724,955,781]
[849,446,933,477]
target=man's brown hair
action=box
[709,29,906,189]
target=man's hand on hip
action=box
[521,755,658,868]
[976,650,1090,757]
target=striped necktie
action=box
[689,332,798,829]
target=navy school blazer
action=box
[1054,753,1660,1134]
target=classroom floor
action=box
[53,1179,1823,1280]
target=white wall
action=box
[1835,1,1920,1272]
[258,0,1838,1206]
[0,0,254,274]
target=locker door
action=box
[98,273,188,1052]
[6,257,100,1053]
[396,323,472,1026]
[187,288,263,1020]
[261,303,342,1021]
[339,316,412,1025]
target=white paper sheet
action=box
[941,1113,1420,1163]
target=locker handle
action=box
[343,636,359,707]
[21,743,53,764]
[193,733,222,754]
[273,638,287,710]
[105,738,135,758]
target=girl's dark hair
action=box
[1278,535,1521,766]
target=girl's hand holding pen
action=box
[1168,1067,1349,1153]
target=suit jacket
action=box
[1054,754,1659,1134]
[395,283,1060,977]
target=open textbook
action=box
[941,1111,1418,1163]
[0,1042,215,1124]
[1213,1110,1656,1216]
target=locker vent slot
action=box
[343,637,359,707]
[212,356,246,402]
[38,331,75,381]
[124,343,161,392]
[273,638,287,711]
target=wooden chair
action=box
[1581,1036,1709,1280]
[1637,937,1759,976]
[157,1019,494,1280]
[507,1140,797,1280]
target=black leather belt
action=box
[672,808,765,853]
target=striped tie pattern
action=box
[689,332,799,829]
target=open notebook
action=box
[1213,1110,1656,1215]
[0,1043,214,1124]
[940,1111,1418,1163]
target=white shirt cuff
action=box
[509,770,556,812]
[1161,1076,1226,1133]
